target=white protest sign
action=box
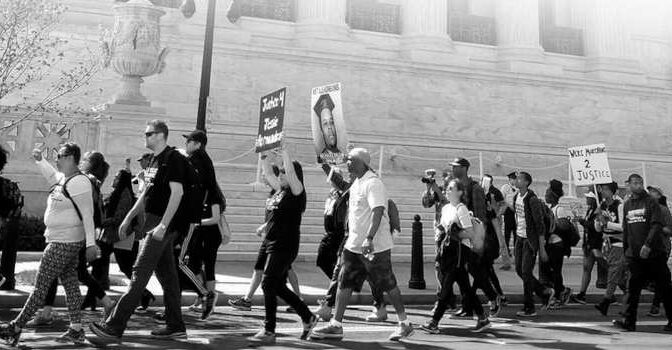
[568,144,613,186]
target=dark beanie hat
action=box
[549,179,564,198]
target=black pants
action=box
[262,251,312,333]
[540,242,566,296]
[0,217,19,288]
[433,243,484,321]
[515,238,548,312]
[45,247,107,306]
[487,261,504,296]
[623,256,672,325]
[186,225,222,282]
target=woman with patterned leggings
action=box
[0,144,100,346]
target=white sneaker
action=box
[315,301,333,321]
[365,306,388,322]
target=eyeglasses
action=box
[144,131,158,138]
[57,153,71,159]
[272,166,286,176]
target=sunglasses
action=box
[144,130,158,137]
[272,166,286,177]
[57,153,71,159]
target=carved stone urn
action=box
[101,0,168,106]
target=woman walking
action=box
[247,147,317,344]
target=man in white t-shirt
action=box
[311,148,413,342]
[542,179,574,307]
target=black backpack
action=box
[165,149,206,230]
[63,173,104,229]
[0,177,23,218]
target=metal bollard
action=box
[409,214,426,289]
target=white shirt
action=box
[501,183,518,208]
[345,171,392,254]
[515,192,528,238]
[440,202,473,248]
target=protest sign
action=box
[255,87,286,153]
[311,82,349,164]
[568,143,613,186]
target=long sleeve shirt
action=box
[37,159,96,247]
[623,192,664,258]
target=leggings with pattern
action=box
[13,241,85,328]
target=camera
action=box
[421,168,436,184]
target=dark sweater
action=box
[623,192,664,259]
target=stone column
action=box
[294,0,349,46]
[401,0,459,62]
[582,0,643,82]
[495,0,557,74]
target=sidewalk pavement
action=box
[0,252,656,309]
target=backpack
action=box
[63,173,104,229]
[388,199,401,234]
[456,203,487,255]
[551,205,581,251]
[165,149,206,231]
[542,204,556,239]
[0,177,23,218]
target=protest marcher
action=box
[90,120,190,341]
[247,147,316,344]
[228,181,303,312]
[421,170,458,314]
[132,153,153,194]
[177,130,226,320]
[0,144,99,346]
[311,148,413,342]
[482,174,507,304]
[421,178,492,334]
[0,145,22,291]
[643,186,672,317]
[94,168,154,313]
[449,159,501,319]
[612,174,672,332]
[513,172,554,317]
[314,163,387,323]
[26,151,114,327]
[499,172,518,270]
[594,182,628,316]
[572,191,606,304]
[542,179,573,308]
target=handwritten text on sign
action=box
[255,88,286,153]
[568,144,613,186]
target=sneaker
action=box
[247,329,275,344]
[420,320,440,334]
[595,297,615,317]
[188,296,203,313]
[150,327,187,339]
[450,309,474,319]
[25,313,54,328]
[201,292,218,320]
[572,292,587,305]
[542,288,555,310]
[489,295,503,318]
[0,322,21,347]
[315,300,333,322]
[55,327,86,344]
[560,287,572,306]
[365,306,388,322]
[516,309,537,317]
[153,312,166,324]
[388,322,414,341]
[473,318,491,333]
[310,323,344,340]
[228,297,252,311]
[300,315,318,340]
[612,319,636,332]
[647,306,661,317]
[89,322,121,342]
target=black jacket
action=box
[513,189,547,252]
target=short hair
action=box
[0,145,7,172]
[61,142,81,164]
[147,119,169,139]
[83,151,110,182]
[518,171,533,185]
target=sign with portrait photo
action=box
[255,87,286,153]
[310,82,349,164]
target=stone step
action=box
[226,213,433,227]
[225,206,435,221]
[230,233,433,246]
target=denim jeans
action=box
[515,238,547,312]
[106,213,185,335]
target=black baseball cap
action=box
[625,173,643,184]
[449,157,470,168]
[182,129,208,146]
[507,172,517,179]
